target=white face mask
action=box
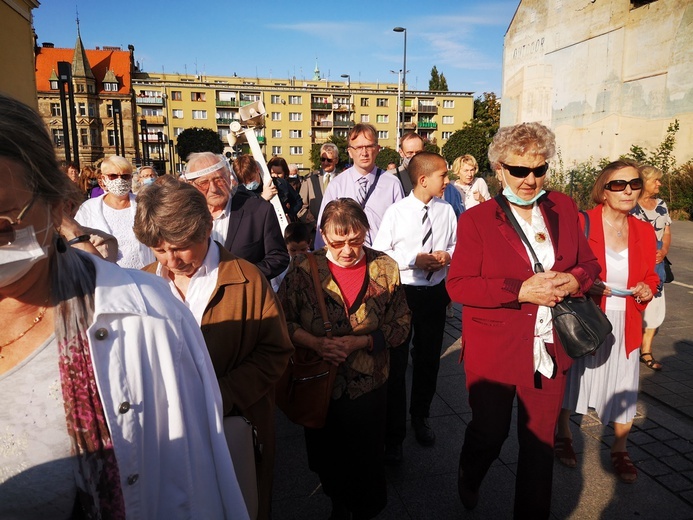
[103,177,131,197]
[0,211,52,288]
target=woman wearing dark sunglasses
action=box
[446,122,600,518]
[557,159,659,483]
[74,155,154,268]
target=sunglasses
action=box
[0,195,37,247]
[104,173,133,181]
[320,157,334,163]
[501,162,549,178]
[324,236,365,250]
[604,178,643,192]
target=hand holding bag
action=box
[496,196,612,358]
[276,253,337,428]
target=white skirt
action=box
[642,289,666,329]
[562,309,639,424]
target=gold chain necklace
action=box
[0,300,49,357]
[603,217,626,237]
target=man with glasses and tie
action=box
[298,143,340,247]
[183,151,289,281]
[314,124,404,249]
[373,152,457,462]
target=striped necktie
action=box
[422,205,433,280]
[358,176,368,206]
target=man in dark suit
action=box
[184,152,289,280]
[298,142,340,246]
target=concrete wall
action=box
[501,0,693,167]
[0,0,39,109]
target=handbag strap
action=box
[495,195,545,274]
[306,252,333,338]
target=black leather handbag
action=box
[496,196,612,358]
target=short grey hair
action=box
[320,143,339,157]
[488,122,556,170]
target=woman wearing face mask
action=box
[446,122,601,518]
[136,165,159,191]
[77,165,102,199]
[0,93,249,520]
[74,155,154,269]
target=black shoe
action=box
[411,416,435,446]
[384,443,403,465]
[458,469,479,510]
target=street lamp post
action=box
[112,100,121,156]
[390,69,402,148]
[140,119,149,166]
[340,74,351,128]
[58,61,79,168]
[393,27,407,145]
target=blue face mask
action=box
[141,177,156,186]
[501,172,546,206]
[244,181,260,191]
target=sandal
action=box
[640,353,663,371]
[554,436,577,468]
[611,451,638,483]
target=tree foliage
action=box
[309,134,350,172]
[375,147,400,170]
[176,127,224,162]
[429,66,448,91]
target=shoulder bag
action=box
[496,196,612,358]
[275,252,337,428]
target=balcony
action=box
[216,118,239,125]
[240,100,259,107]
[136,96,164,105]
[311,119,333,127]
[216,100,239,107]
[333,120,353,128]
[311,102,331,110]
[257,136,266,145]
[332,103,353,112]
[403,122,417,130]
[142,115,166,125]
[418,104,438,114]
[417,121,437,129]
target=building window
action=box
[289,112,302,121]
[104,82,118,92]
[171,91,182,101]
[272,146,282,155]
[172,109,184,119]
[49,79,59,90]
[442,131,453,139]
[360,98,369,107]
[377,130,388,139]
[288,95,302,105]
[443,100,454,108]
[361,114,370,123]
[88,104,96,117]
[218,128,229,140]
[290,146,303,155]
[76,84,85,93]
[272,129,282,138]
[107,130,116,146]
[290,129,303,138]
[80,128,89,146]
[376,115,389,124]
[52,129,64,146]
[77,102,87,117]
[174,127,184,136]
[50,103,61,117]
[272,112,281,121]
[87,84,95,94]
[191,92,206,102]
[376,98,388,107]
[442,116,454,124]
[271,95,281,104]
[334,130,348,139]
[192,110,207,120]
[90,128,98,145]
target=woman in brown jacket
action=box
[135,175,293,520]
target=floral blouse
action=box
[279,248,411,400]
[631,198,671,242]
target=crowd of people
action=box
[1,93,671,520]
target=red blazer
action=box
[447,192,601,388]
[581,206,659,357]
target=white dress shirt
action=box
[211,198,232,245]
[155,239,220,326]
[372,192,457,286]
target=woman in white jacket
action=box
[0,92,248,520]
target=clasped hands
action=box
[316,335,370,366]
[415,251,450,273]
[518,271,580,307]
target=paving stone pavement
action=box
[272,221,693,519]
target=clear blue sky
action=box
[33,0,518,96]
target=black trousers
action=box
[305,384,388,519]
[386,281,449,444]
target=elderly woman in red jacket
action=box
[556,160,658,484]
[447,122,600,518]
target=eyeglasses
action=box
[320,157,334,163]
[402,149,423,159]
[348,144,379,154]
[604,178,643,192]
[104,173,133,181]
[191,175,229,191]
[501,162,549,178]
[0,194,37,247]
[324,235,366,250]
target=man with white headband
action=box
[184,152,289,280]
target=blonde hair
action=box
[451,155,478,176]
[640,165,663,181]
[100,155,133,175]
